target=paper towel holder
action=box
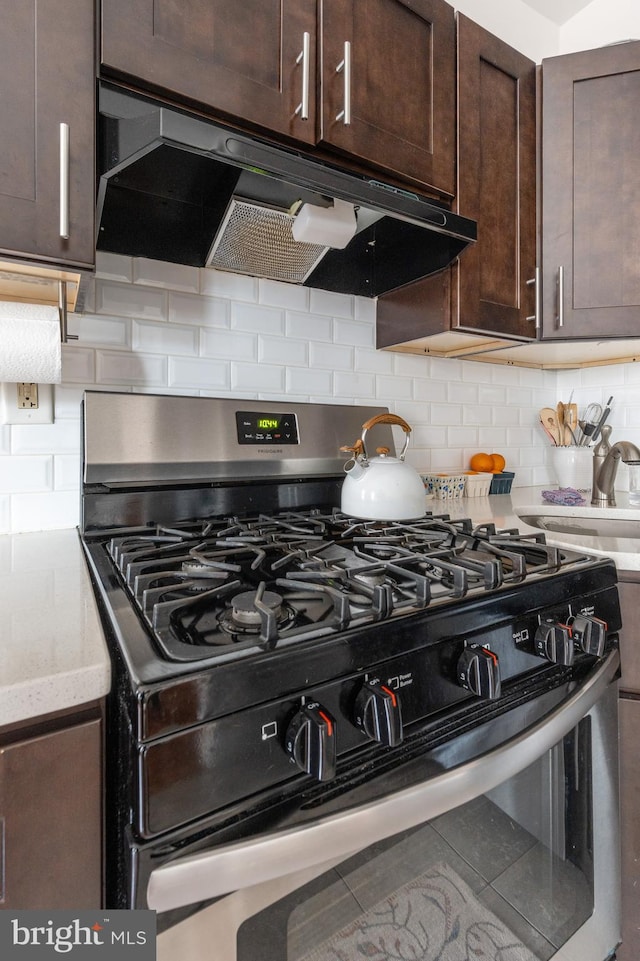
[58,281,78,345]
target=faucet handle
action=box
[593,423,612,456]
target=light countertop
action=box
[2,489,636,727]
[0,528,111,727]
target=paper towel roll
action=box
[0,301,62,384]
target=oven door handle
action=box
[147,649,619,912]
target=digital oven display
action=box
[235,411,299,445]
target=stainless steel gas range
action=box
[80,391,622,961]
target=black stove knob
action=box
[457,645,501,700]
[285,701,336,782]
[353,681,403,747]
[534,619,574,665]
[571,614,607,658]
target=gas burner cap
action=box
[231,589,283,628]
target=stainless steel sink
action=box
[515,506,640,539]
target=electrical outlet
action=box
[0,382,54,424]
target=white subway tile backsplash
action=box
[132,319,199,356]
[448,426,481,448]
[334,318,374,347]
[413,379,447,403]
[133,258,199,292]
[168,357,229,390]
[200,269,258,302]
[95,251,133,283]
[11,421,79,455]
[0,255,627,532]
[334,371,375,398]
[375,374,413,401]
[11,491,79,532]
[0,456,52,493]
[96,350,167,386]
[462,360,493,383]
[259,279,310,311]
[310,342,354,371]
[354,297,376,323]
[201,328,258,361]
[232,303,285,335]
[354,347,394,374]
[61,346,95,383]
[430,404,463,426]
[169,292,230,328]
[0,495,9,533]
[286,366,332,396]
[96,280,167,320]
[54,455,81,491]
[259,336,307,367]
[286,311,333,342]
[478,427,507,450]
[430,356,463,381]
[70,313,131,347]
[310,289,353,319]
[447,382,478,406]
[462,406,493,427]
[231,363,285,393]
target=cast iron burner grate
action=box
[102,508,590,663]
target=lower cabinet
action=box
[0,705,102,909]
[615,576,640,961]
[619,696,640,961]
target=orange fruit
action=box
[490,453,506,473]
[469,452,493,472]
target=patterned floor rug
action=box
[299,861,540,961]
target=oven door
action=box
[154,652,620,961]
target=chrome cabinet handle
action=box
[557,265,564,328]
[146,649,619,912]
[295,32,311,120]
[59,122,70,240]
[526,266,540,330]
[336,41,351,124]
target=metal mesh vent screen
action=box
[206,200,328,283]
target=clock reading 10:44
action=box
[257,418,280,430]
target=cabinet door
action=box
[376,15,536,351]
[0,717,102,909]
[454,14,536,338]
[320,0,455,195]
[619,696,640,961]
[101,0,318,145]
[0,0,94,268]
[542,41,640,340]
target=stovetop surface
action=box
[90,506,597,665]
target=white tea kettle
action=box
[340,413,426,520]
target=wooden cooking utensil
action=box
[540,407,561,446]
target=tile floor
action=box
[284,793,592,961]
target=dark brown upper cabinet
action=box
[100,0,456,196]
[542,40,640,340]
[377,13,536,353]
[0,0,95,270]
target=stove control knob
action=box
[354,681,403,747]
[534,619,574,665]
[457,645,501,700]
[571,614,607,658]
[285,702,336,782]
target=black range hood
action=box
[97,84,476,299]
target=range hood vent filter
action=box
[207,200,328,283]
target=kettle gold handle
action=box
[361,413,412,435]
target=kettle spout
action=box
[344,457,368,480]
